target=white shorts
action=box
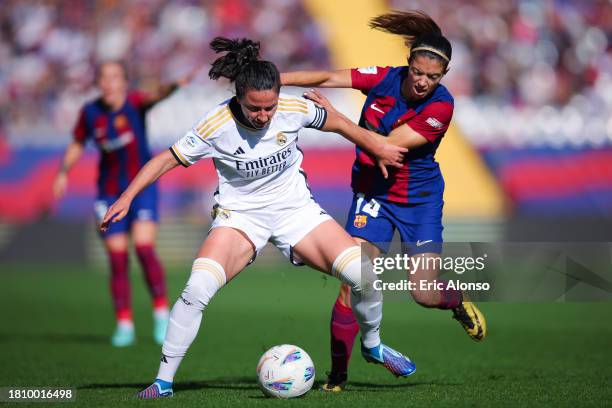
[209,199,332,264]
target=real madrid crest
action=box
[211,204,231,220]
[276,132,287,146]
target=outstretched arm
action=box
[306,89,436,150]
[304,89,408,177]
[306,90,407,178]
[281,70,352,88]
[142,67,200,109]
[100,150,179,231]
[53,141,84,200]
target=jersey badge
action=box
[114,114,128,129]
[277,132,287,146]
[211,205,231,220]
[425,117,444,129]
[353,215,368,228]
[184,135,199,148]
[357,66,378,74]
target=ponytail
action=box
[369,10,452,68]
[209,37,261,81]
[208,37,280,98]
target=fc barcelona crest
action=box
[353,215,368,228]
[114,114,128,129]
[276,132,287,146]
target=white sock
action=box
[156,258,226,383]
[117,319,134,330]
[156,300,199,382]
[332,246,382,348]
[154,307,169,320]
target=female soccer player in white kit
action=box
[100,37,416,399]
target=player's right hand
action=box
[303,89,337,113]
[100,196,131,232]
[52,173,68,200]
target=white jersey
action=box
[170,93,327,211]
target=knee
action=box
[332,247,383,306]
[181,258,226,309]
[332,246,364,292]
[411,289,440,308]
[338,284,352,306]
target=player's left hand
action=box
[374,143,407,178]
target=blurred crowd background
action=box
[1,0,611,265]
[1,0,332,143]
[392,0,612,149]
[2,0,610,148]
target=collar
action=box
[229,97,260,131]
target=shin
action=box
[332,246,382,349]
[156,258,226,382]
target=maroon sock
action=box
[109,250,131,320]
[438,280,463,309]
[330,298,359,376]
[135,245,168,308]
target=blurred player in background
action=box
[53,61,194,347]
[100,37,415,398]
[282,10,487,390]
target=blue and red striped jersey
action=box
[350,66,454,203]
[73,91,154,196]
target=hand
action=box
[100,195,132,232]
[303,89,337,113]
[53,172,68,200]
[374,143,408,179]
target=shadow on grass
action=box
[245,381,443,399]
[337,380,459,391]
[79,377,259,392]
[79,378,455,393]
[0,333,108,344]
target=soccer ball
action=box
[256,344,315,398]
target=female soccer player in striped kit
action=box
[282,10,487,391]
[53,62,192,347]
[101,37,415,398]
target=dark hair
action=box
[208,37,280,99]
[369,10,452,69]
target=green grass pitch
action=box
[1,263,611,407]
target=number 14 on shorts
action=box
[355,193,380,217]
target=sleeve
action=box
[127,90,154,112]
[350,66,390,93]
[408,102,454,143]
[302,98,328,130]
[169,130,216,167]
[72,108,89,144]
[170,106,232,166]
[278,96,327,130]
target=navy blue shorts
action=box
[344,193,443,254]
[94,185,159,238]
